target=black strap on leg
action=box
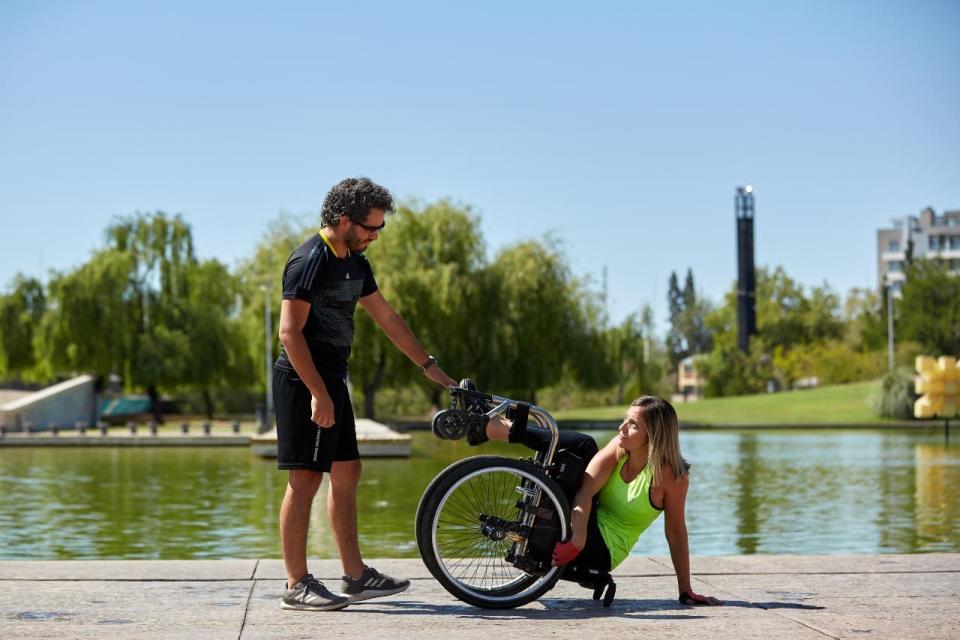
[507,402,530,443]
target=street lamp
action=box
[260,284,274,432]
[885,276,895,372]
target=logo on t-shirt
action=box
[346,273,350,280]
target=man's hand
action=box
[551,540,583,566]
[426,365,456,388]
[679,590,723,605]
[310,392,335,428]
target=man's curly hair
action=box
[320,177,394,228]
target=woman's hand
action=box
[679,589,723,605]
[551,539,583,566]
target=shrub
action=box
[869,368,917,419]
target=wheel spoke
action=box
[420,460,568,607]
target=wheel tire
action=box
[415,457,543,599]
[415,455,570,609]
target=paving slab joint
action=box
[237,579,256,640]
[695,575,840,640]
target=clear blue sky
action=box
[2,1,958,329]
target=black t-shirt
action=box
[274,233,378,377]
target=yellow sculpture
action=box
[915,356,960,419]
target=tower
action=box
[736,186,757,353]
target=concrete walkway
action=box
[0,555,957,639]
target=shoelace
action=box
[304,575,331,596]
[351,566,378,585]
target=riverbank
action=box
[0,555,956,639]
[554,380,894,425]
[385,381,931,430]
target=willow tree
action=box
[39,212,247,420]
[0,275,46,380]
[487,239,608,404]
[351,200,488,417]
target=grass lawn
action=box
[553,380,901,425]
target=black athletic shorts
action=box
[273,367,359,472]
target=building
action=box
[675,354,707,403]
[876,207,960,294]
[0,375,96,430]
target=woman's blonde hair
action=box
[617,396,690,486]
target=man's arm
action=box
[358,290,456,387]
[278,298,335,427]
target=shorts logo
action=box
[313,429,321,462]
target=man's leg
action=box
[328,457,411,601]
[280,469,323,588]
[327,459,365,578]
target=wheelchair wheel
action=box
[416,456,570,609]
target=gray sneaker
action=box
[282,574,350,611]
[341,565,410,602]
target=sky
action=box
[2,0,958,332]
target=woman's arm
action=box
[553,437,618,565]
[662,472,722,605]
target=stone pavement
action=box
[0,555,957,639]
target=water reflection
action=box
[914,443,960,551]
[0,430,956,559]
[734,434,760,555]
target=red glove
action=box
[679,589,723,605]
[551,540,582,566]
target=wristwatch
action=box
[418,355,438,374]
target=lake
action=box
[0,429,956,559]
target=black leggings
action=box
[516,427,611,573]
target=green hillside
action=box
[554,380,900,425]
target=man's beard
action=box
[345,227,367,253]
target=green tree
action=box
[666,271,684,364]
[235,213,309,399]
[350,200,489,417]
[487,238,605,404]
[607,313,644,404]
[0,275,46,380]
[680,269,713,355]
[666,269,713,366]
[701,266,845,395]
[899,259,960,355]
[843,287,887,352]
[698,295,769,396]
[38,250,136,382]
[178,260,254,417]
[39,212,247,420]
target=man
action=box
[274,177,456,611]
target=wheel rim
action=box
[430,465,565,602]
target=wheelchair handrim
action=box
[429,464,566,603]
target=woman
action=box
[473,394,722,606]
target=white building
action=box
[876,207,960,294]
[0,375,96,430]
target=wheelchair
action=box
[415,385,617,609]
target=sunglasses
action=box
[352,218,386,234]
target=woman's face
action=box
[618,406,648,451]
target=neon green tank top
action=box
[596,456,664,569]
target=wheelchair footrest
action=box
[564,564,617,607]
[590,577,616,607]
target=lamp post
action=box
[261,284,274,432]
[885,277,895,372]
